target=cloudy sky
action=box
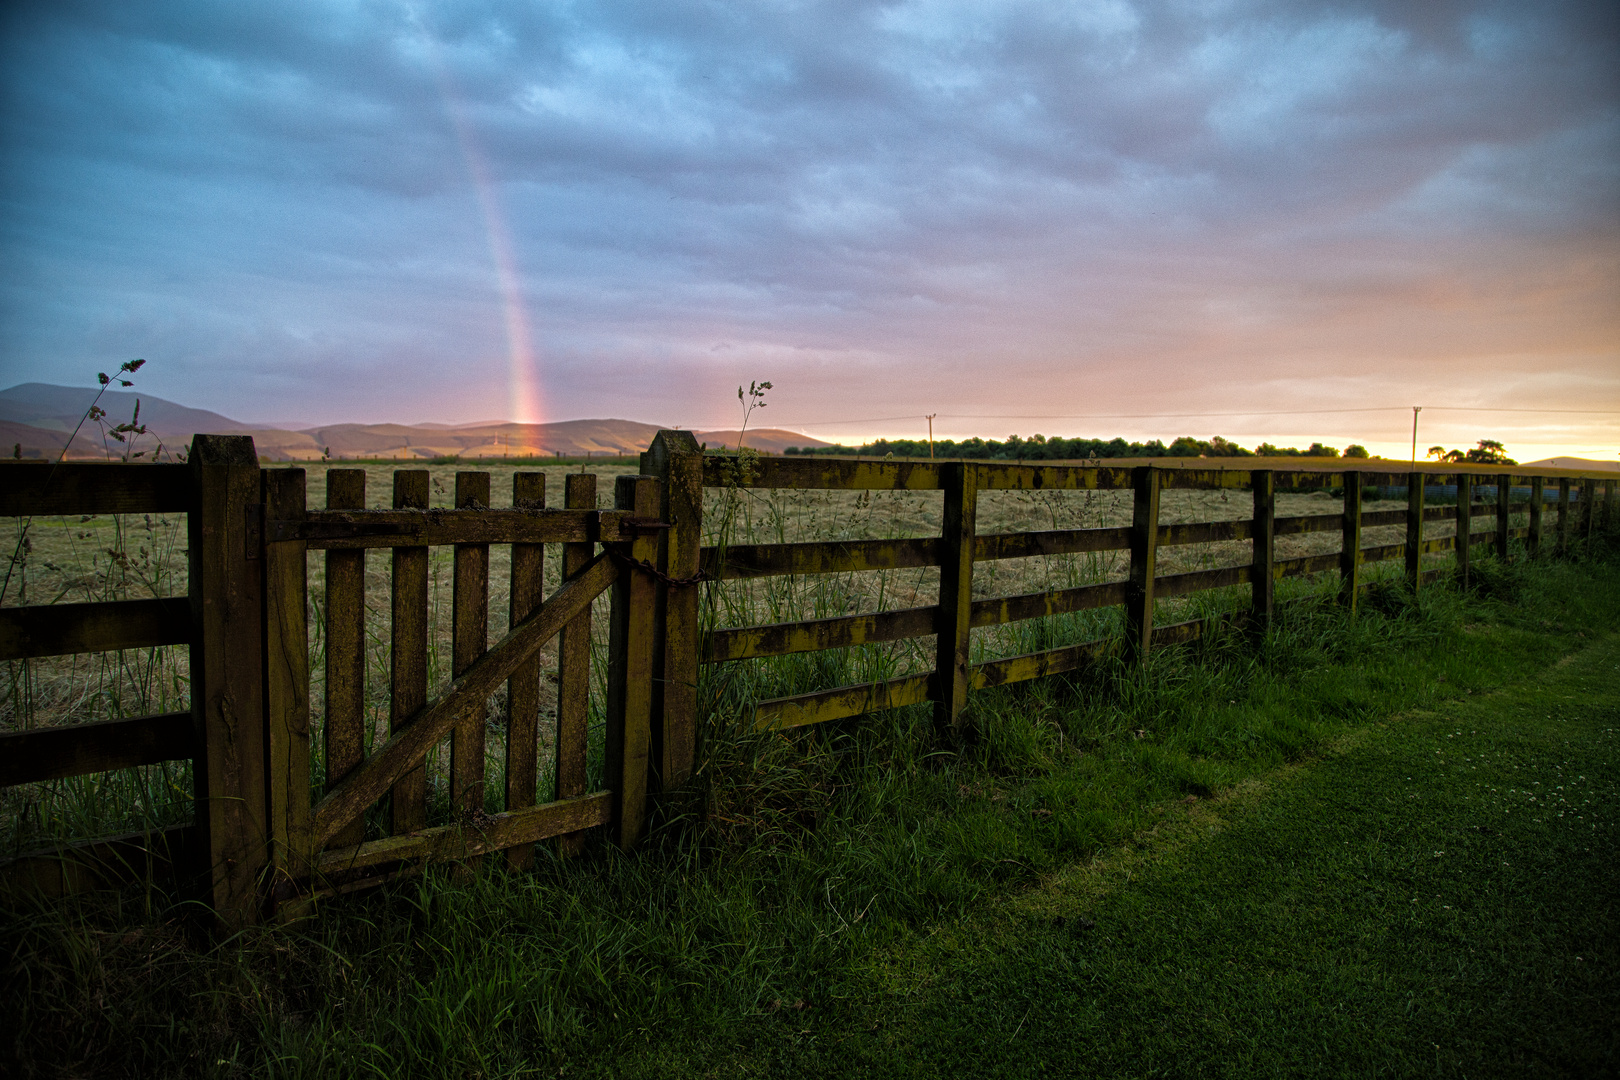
[2,0,1617,458]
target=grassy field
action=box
[3,539,1614,1078]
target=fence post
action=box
[1496,472,1512,562]
[505,471,545,870]
[1340,471,1362,610]
[188,434,268,928]
[935,461,977,738]
[1456,473,1472,590]
[1251,469,1274,628]
[647,431,703,791]
[1556,479,1571,556]
[1527,476,1543,555]
[1126,466,1161,662]
[606,475,659,850]
[555,473,597,857]
[1583,479,1598,545]
[1606,480,1617,537]
[263,468,310,915]
[1405,470,1424,591]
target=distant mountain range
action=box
[0,383,830,460]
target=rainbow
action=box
[420,20,544,427]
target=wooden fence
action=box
[1,432,1615,925]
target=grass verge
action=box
[4,550,1618,1078]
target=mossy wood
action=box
[0,461,189,516]
[275,508,636,548]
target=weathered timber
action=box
[0,823,198,900]
[450,473,491,833]
[1159,519,1253,546]
[1583,480,1599,543]
[1361,542,1406,565]
[1456,474,1473,590]
[1125,466,1161,662]
[1341,471,1363,611]
[976,464,1136,491]
[1360,509,1408,528]
[973,638,1115,688]
[323,470,366,850]
[1155,564,1252,598]
[1276,551,1342,578]
[505,472,545,868]
[969,581,1130,629]
[1275,514,1345,536]
[649,434,703,791]
[0,597,189,661]
[188,434,268,929]
[272,508,634,548]
[935,462,977,737]
[262,470,312,913]
[1424,506,1457,522]
[974,526,1130,561]
[0,462,189,517]
[555,473,596,858]
[754,674,932,731]
[605,476,659,849]
[1556,479,1571,555]
[311,552,617,850]
[704,456,943,491]
[701,537,939,580]
[1496,473,1512,560]
[0,711,194,786]
[1253,470,1275,628]
[1406,471,1424,590]
[705,606,936,663]
[389,471,430,835]
[315,792,613,880]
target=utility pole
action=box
[926,414,937,460]
[1410,406,1422,464]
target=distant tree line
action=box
[782,434,1374,460]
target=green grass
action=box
[4,548,1618,1078]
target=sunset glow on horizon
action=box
[1,2,1615,462]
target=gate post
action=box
[263,468,311,914]
[934,461,977,738]
[1340,471,1362,610]
[188,434,268,928]
[1125,466,1161,662]
[646,431,703,792]
[606,475,659,850]
[1251,470,1274,630]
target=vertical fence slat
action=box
[935,461,977,737]
[1583,479,1598,544]
[324,470,367,850]
[1405,470,1424,590]
[1126,466,1161,661]
[1341,471,1362,610]
[606,476,659,850]
[188,434,267,928]
[1605,480,1616,536]
[389,470,430,835]
[263,467,311,913]
[1456,474,1473,589]
[1251,470,1274,628]
[1557,479,1571,556]
[555,473,597,857]
[451,473,491,838]
[505,471,545,869]
[649,432,703,790]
